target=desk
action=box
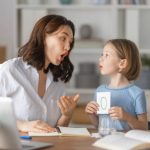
[21,131,101,150]
[32,136,101,150]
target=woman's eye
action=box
[60,37,66,41]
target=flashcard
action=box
[96,92,111,114]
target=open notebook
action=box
[93,130,150,150]
[0,97,53,150]
[29,127,91,137]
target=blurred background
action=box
[0,0,150,127]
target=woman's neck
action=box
[109,74,130,88]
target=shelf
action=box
[117,5,150,10]
[66,88,95,94]
[72,48,102,54]
[16,4,150,10]
[16,4,113,10]
[140,49,150,54]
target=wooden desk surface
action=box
[21,130,101,150]
[32,136,101,150]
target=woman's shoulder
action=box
[0,57,22,70]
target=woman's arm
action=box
[17,120,56,132]
[57,94,80,127]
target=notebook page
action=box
[93,134,145,150]
[125,130,150,142]
[59,127,91,136]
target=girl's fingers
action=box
[87,103,99,111]
[86,106,97,114]
[89,101,99,107]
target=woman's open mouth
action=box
[58,51,69,62]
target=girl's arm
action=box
[85,101,99,128]
[109,107,148,130]
[88,114,99,128]
[124,113,148,130]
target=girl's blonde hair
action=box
[106,39,141,81]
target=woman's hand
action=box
[57,94,80,118]
[17,120,56,133]
[109,106,128,121]
[85,101,99,115]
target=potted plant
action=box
[135,54,150,89]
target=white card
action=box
[97,92,111,114]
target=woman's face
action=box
[44,25,73,67]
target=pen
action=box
[20,135,32,140]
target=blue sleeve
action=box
[135,91,147,115]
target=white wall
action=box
[0,0,14,59]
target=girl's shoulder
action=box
[127,84,145,99]
[128,84,144,94]
[96,84,106,92]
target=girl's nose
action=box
[99,56,102,62]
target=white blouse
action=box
[0,57,66,127]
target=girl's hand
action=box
[18,120,56,133]
[57,94,80,118]
[85,101,99,115]
[109,106,128,121]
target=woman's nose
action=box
[64,41,70,51]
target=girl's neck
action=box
[108,74,130,88]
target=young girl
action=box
[85,39,148,131]
[0,15,79,133]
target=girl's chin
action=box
[100,71,106,75]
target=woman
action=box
[0,15,79,133]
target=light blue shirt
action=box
[94,84,147,131]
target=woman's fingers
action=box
[73,94,80,103]
[30,120,56,132]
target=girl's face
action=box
[44,25,73,67]
[99,43,123,76]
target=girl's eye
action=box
[105,54,109,57]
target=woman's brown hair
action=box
[107,39,141,81]
[18,14,75,83]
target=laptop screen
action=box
[0,97,53,150]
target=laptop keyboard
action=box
[22,144,34,148]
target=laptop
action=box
[0,97,53,150]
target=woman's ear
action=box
[119,59,127,72]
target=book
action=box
[29,127,91,137]
[93,130,150,150]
